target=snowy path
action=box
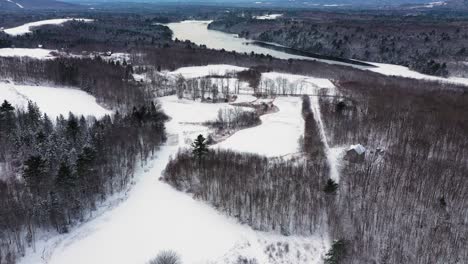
[20,95,329,264]
[309,95,344,182]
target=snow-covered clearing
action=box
[0,48,56,59]
[2,18,93,36]
[216,97,304,157]
[0,81,111,119]
[254,14,283,20]
[20,94,330,264]
[170,64,247,79]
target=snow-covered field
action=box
[216,97,304,157]
[19,94,330,264]
[170,64,247,79]
[2,18,93,36]
[0,81,111,119]
[0,48,56,59]
[367,62,468,86]
[254,14,283,20]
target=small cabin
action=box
[345,144,366,163]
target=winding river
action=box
[166,20,371,68]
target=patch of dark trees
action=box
[319,77,468,263]
[0,100,167,264]
[0,14,173,52]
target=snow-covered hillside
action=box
[2,18,93,36]
[0,81,111,119]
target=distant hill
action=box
[0,0,78,10]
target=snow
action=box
[170,64,247,79]
[261,72,336,95]
[254,14,283,20]
[19,94,330,264]
[0,81,112,119]
[217,97,304,157]
[366,62,468,86]
[5,0,23,8]
[2,18,93,36]
[0,48,56,59]
[328,147,346,182]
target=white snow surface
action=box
[19,94,330,264]
[367,62,468,86]
[170,64,247,79]
[3,18,93,36]
[5,0,23,8]
[254,13,283,20]
[0,81,111,119]
[0,48,56,59]
[216,97,305,157]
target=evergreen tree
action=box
[0,100,14,112]
[324,179,338,194]
[324,239,347,264]
[55,161,75,191]
[192,134,208,165]
[23,155,48,197]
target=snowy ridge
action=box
[2,18,93,36]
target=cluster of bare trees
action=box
[164,148,329,235]
[0,101,167,264]
[204,107,260,131]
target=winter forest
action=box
[0,5,468,264]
